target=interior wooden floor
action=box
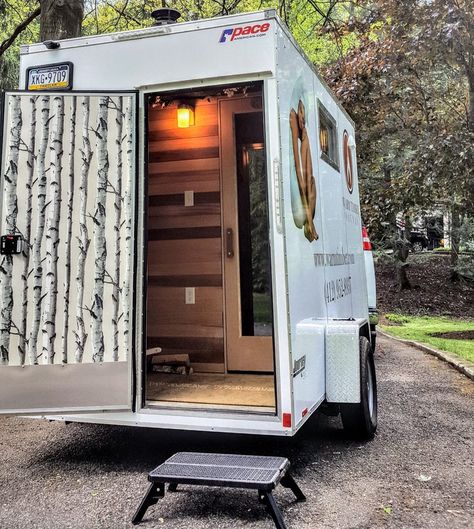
[146,372,275,408]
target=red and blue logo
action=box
[219,23,270,43]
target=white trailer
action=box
[0,9,377,438]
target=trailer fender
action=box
[325,319,367,403]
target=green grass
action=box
[381,314,474,363]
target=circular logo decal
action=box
[343,130,353,194]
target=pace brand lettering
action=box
[219,22,270,43]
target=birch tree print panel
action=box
[0,93,136,367]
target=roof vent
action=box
[151,8,181,26]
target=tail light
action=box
[362,226,372,250]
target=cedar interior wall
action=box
[147,98,224,371]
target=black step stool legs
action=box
[132,482,165,525]
[133,475,305,529]
[259,490,288,529]
[281,473,306,502]
[258,472,306,529]
[132,453,305,529]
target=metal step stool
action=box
[132,452,306,529]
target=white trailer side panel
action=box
[275,26,327,428]
[337,109,369,321]
[275,23,368,427]
[313,82,353,321]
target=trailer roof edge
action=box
[20,9,278,54]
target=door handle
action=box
[226,228,234,258]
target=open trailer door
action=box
[0,91,137,414]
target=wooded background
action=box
[0,0,473,288]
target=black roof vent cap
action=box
[151,8,181,26]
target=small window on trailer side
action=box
[318,102,339,171]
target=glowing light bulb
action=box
[177,104,194,128]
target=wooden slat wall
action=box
[147,98,224,371]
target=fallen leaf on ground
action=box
[417,474,432,482]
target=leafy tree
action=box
[0,1,40,89]
[323,0,473,286]
[0,0,472,291]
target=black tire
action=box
[340,336,377,440]
[412,241,424,252]
[370,328,377,352]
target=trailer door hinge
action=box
[273,158,282,234]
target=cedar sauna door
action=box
[220,97,274,372]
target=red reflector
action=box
[282,413,292,428]
[362,226,372,250]
[302,408,308,418]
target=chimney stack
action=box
[151,8,181,26]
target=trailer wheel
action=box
[412,241,424,253]
[370,327,377,352]
[340,337,377,440]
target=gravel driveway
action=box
[0,334,472,529]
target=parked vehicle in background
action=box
[362,226,378,350]
[409,230,429,252]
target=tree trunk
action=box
[91,97,109,363]
[122,102,134,360]
[42,95,65,364]
[39,0,84,41]
[74,96,91,363]
[19,95,37,365]
[0,95,21,365]
[450,204,461,282]
[467,67,474,133]
[395,215,412,291]
[112,99,124,362]
[396,244,411,290]
[61,96,76,364]
[28,95,50,364]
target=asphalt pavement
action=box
[0,334,472,529]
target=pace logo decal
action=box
[219,22,270,43]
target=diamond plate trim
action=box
[325,323,360,403]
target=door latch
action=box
[0,235,22,255]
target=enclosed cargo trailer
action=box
[0,9,377,437]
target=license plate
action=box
[27,62,73,91]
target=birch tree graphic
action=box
[122,101,134,360]
[0,96,22,365]
[29,96,51,364]
[75,96,92,363]
[42,95,65,364]
[91,96,109,363]
[111,98,124,362]
[18,96,37,365]
[61,97,77,364]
